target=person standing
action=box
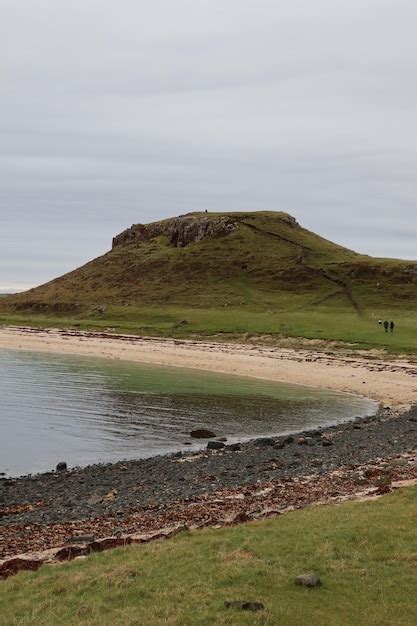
[390,321,395,333]
[384,320,389,333]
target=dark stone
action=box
[56,462,67,472]
[227,443,242,452]
[321,436,333,446]
[305,437,315,446]
[284,436,294,445]
[255,438,275,447]
[190,429,216,439]
[295,573,322,587]
[207,441,225,450]
[225,600,265,611]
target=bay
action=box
[0,349,377,476]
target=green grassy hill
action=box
[2,211,416,352]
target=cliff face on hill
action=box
[112,212,299,248]
[112,214,238,248]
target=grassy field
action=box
[1,211,416,354]
[3,486,417,625]
[1,304,416,355]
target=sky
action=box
[1,0,416,291]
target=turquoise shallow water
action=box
[0,349,377,476]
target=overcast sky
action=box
[1,0,416,291]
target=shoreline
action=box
[2,404,417,566]
[1,325,417,571]
[0,326,416,409]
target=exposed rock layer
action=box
[112,214,240,248]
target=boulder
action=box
[56,462,67,472]
[255,437,275,447]
[207,441,225,451]
[295,572,322,587]
[190,429,216,439]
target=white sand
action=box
[0,326,416,408]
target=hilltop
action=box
[1,211,416,352]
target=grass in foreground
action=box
[2,486,417,625]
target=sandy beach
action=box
[0,326,416,408]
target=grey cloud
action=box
[1,0,416,290]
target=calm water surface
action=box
[0,349,377,476]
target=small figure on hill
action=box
[383,320,389,333]
[390,320,395,333]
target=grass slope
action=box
[1,211,416,353]
[3,486,417,625]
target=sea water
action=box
[0,348,377,476]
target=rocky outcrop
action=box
[112,213,238,248]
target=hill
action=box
[1,211,416,351]
[6,211,417,311]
